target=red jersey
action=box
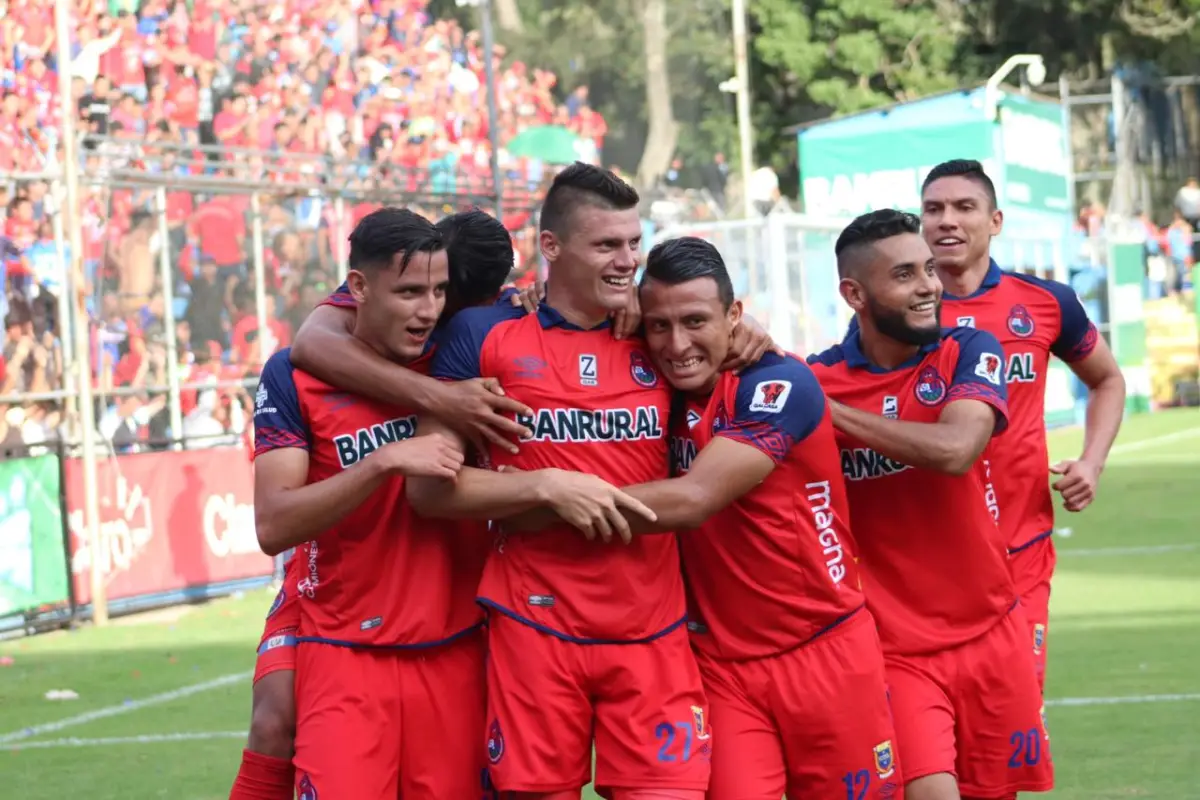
[432,303,685,643]
[809,326,1015,656]
[253,347,486,648]
[941,260,1098,553]
[672,353,865,660]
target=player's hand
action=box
[722,314,784,373]
[537,468,657,544]
[381,433,465,480]
[1050,459,1101,512]
[611,285,641,340]
[435,379,532,455]
[508,278,546,314]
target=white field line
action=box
[7,692,1200,752]
[0,670,252,745]
[2,731,245,751]
[1046,692,1200,708]
[1059,543,1200,557]
[1104,426,1200,457]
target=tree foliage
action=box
[432,0,1200,194]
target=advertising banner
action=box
[0,454,69,617]
[64,448,270,605]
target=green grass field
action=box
[3,409,1199,799]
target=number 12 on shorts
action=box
[843,769,870,800]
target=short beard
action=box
[867,295,942,346]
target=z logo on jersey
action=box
[749,380,792,413]
[974,352,1003,386]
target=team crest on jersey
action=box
[974,352,1003,386]
[691,705,711,740]
[685,409,702,429]
[956,315,976,328]
[1033,623,1046,654]
[629,351,659,388]
[711,401,729,435]
[298,774,318,800]
[266,587,285,619]
[882,395,898,419]
[1007,304,1036,337]
[874,740,896,779]
[487,719,505,764]
[914,366,947,406]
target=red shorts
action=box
[292,632,487,799]
[886,607,1053,797]
[698,609,901,800]
[1009,537,1055,692]
[484,612,710,794]
[253,584,301,684]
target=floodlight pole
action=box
[985,54,1046,122]
[56,0,108,626]
[458,0,504,218]
[729,0,755,221]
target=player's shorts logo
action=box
[691,705,711,740]
[487,719,505,764]
[266,587,285,619]
[914,366,947,406]
[1007,304,1036,337]
[873,740,896,779]
[297,773,318,800]
[1033,623,1046,654]
[629,351,659,388]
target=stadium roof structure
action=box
[784,82,1061,136]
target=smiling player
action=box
[920,160,1125,690]
[407,164,714,799]
[613,237,901,800]
[811,209,1052,800]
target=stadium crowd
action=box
[0,0,607,455]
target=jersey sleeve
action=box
[430,305,518,380]
[1045,279,1099,362]
[253,349,311,458]
[946,327,1009,434]
[317,281,356,309]
[719,354,826,463]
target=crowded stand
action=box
[0,0,609,455]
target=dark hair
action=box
[921,159,997,208]
[436,208,514,307]
[834,209,921,277]
[539,162,639,238]
[641,236,735,309]
[348,207,444,274]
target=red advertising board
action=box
[64,448,271,605]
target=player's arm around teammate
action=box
[291,279,533,455]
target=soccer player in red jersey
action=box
[920,160,1125,690]
[229,209,534,800]
[810,209,1052,800]
[621,236,900,800]
[406,165,714,799]
[251,208,494,797]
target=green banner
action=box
[996,96,1073,215]
[799,122,995,216]
[0,454,69,616]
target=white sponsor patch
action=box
[973,352,1003,385]
[748,380,792,414]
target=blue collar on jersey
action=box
[944,258,1003,301]
[536,303,612,331]
[840,328,941,374]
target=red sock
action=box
[229,749,294,800]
